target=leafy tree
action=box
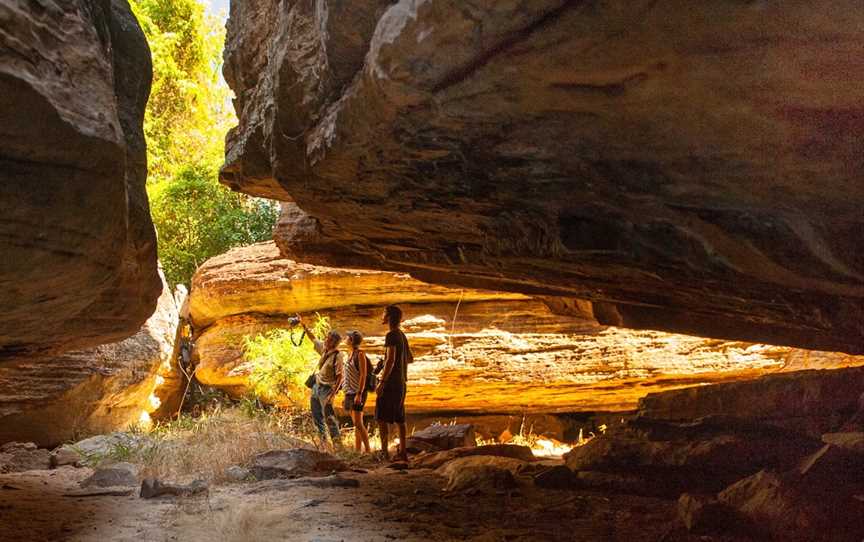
[245,316,332,405]
[148,162,278,287]
[132,0,277,287]
[131,0,231,179]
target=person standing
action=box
[375,305,413,461]
[299,317,342,448]
[343,331,371,453]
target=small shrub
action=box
[245,315,330,405]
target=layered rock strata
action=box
[223,1,864,353]
[190,243,859,414]
[0,273,183,447]
[0,0,160,359]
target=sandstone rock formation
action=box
[0,0,161,359]
[0,273,183,447]
[189,242,858,415]
[639,365,864,438]
[222,1,864,354]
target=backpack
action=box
[353,350,377,393]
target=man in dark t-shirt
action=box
[375,304,412,461]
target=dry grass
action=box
[128,406,318,483]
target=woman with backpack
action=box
[343,330,372,453]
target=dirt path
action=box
[1,463,745,541]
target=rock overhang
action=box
[222,1,864,354]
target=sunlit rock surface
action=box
[190,243,859,414]
[223,1,864,353]
[0,273,183,447]
[0,0,160,359]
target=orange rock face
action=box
[190,243,861,415]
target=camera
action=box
[288,316,301,327]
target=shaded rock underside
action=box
[222,0,864,353]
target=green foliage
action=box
[245,316,331,404]
[130,0,231,179]
[132,0,277,287]
[148,162,278,287]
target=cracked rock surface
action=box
[223,0,864,353]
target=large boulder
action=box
[189,243,852,414]
[222,1,864,354]
[250,449,347,480]
[0,274,183,447]
[0,0,160,359]
[638,366,864,437]
[564,417,822,494]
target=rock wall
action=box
[190,243,860,415]
[0,273,183,447]
[0,0,160,360]
[222,1,864,354]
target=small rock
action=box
[80,463,138,488]
[224,465,252,482]
[51,448,82,468]
[0,442,51,473]
[405,423,476,453]
[250,449,347,480]
[140,478,208,499]
[533,465,575,489]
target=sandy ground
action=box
[0,461,752,542]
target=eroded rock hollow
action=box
[189,242,862,416]
[222,1,864,354]
[0,0,161,360]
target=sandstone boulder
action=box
[412,444,535,470]
[718,469,864,542]
[80,463,139,488]
[564,418,821,494]
[0,0,160,359]
[250,449,347,480]
[405,423,476,453]
[638,366,864,437]
[0,273,182,447]
[437,456,525,493]
[223,1,864,354]
[140,478,208,499]
[0,442,51,473]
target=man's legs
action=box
[323,400,340,442]
[310,384,325,439]
[379,422,390,460]
[396,423,407,459]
